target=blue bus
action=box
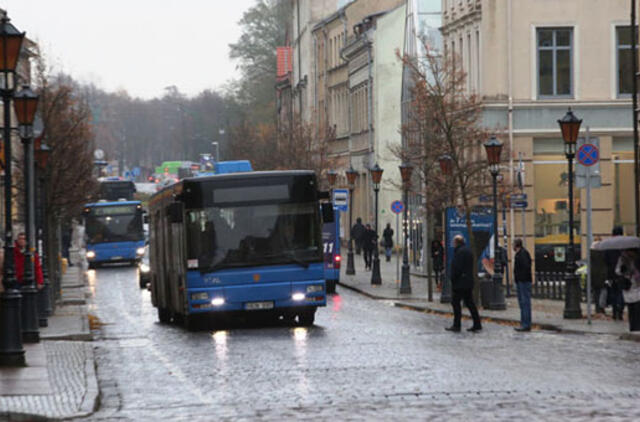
[148,170,333,329]
[83,201,146,269]
[322,208,340,293]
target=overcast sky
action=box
[4,0,256,99]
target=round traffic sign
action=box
[577,144,599,167]
[391,200,404,214]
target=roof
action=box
[85,200,141,208]
[184,170,316,184]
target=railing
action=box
[532,271,587,302]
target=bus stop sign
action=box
[332,189,348,212]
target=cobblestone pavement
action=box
[82,265,640,421]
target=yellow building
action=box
[441,0,638,270]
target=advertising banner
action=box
[445,206,495,279]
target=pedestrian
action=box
[13,233,44,289]
[513,238,532,332]
[382,223,394,262]
[361,224,376,271]
[615,249,640,331]
[590,237,608,314]
[351,217,366,255]
[605,226,625,320]
[446,235,482,332]
[431,239,444,289]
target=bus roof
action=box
[85,200,141,208]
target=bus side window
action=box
[321,203,334,223]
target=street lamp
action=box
[399,162,413,294]
[558,108,583,319]
[438,154,453,303]
[369,163,383,285]
[14,85,41,342]
[327,170,337,190]
[0,14,26,366]
[483,136,507,310]
[345,166,358,275]
[35,137,52,325]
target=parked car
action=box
[138,247,150,288]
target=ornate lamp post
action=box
[558,108,583,319]
[35,137,52,325]
[438,154,453,303]
[345,167,358,275]
[369,163,383,285]
[14,85,41,342]
[399,162,413,294]
[483,136,507,310]
[0,14,26,366]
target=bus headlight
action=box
[292,293,306,301]
[211,297,225,306]
[86,251,96,259]
[306,285,323,294]
[140,263,150,273]
[136,247,146,256]
[192,292,208,301]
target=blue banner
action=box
[445,206,495,279]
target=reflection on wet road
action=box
[85,266,640,420]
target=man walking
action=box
[513,238,532,332]
[446,235,482,332]
[361,224,376,271]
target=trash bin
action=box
[479,272,493,309]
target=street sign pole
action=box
[519,152,526,255]
[586,127,593,325]
[396,213,400,285]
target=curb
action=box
[337,281,428,302]
[75,343,100,419]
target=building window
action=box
[617,26,638,96]
[537,28,573,97]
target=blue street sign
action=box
[391,200,404,214]
[510,193,527,201]
[479,195,492,203]
[132,167,141,177]
[577,143,599,167]
[124,171,132,180]
[333,189,349,212]
[511,200,528,209]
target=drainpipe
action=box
[323,27,329,137]
[296,0,303,116]
[507,0,516,263]
[367,32,374,224]
[313,32,318,129]
[339,14,352,167]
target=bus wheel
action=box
[326,280,336,294]
[298,309,315,327]
[157,307,171,324]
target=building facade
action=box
[441,0,638,269]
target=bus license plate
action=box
[111,256,123,260]
[245,301,274,311]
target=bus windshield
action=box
[86,210,144,244]
[186,202,321,271]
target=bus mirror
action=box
[321,203,334,223]
[168,203,183,223]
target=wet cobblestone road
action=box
[83,266,640,421]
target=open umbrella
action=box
[592,236,640,251]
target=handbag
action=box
[598,288,608,309]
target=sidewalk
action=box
[339,252,640,342]
[0,265,98,421]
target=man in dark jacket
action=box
[446,235,482,332]
[513,238,532,332]
[351,218,366,255]
[605,226,625,320]
[361,224,376,271]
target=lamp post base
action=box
[563,273,583,319]
[346,250,356,275]
[21,285,40,343]
[371,255,381,285]
[400,263,412,294]
[488,273,507,310]
[0,289,25,367]
[440,277,452,303]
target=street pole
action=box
[399,162,413,294]
[632,0,639,236]
[0,14,26,366]
[586,127,593,325]
[346,167,358,276]
[489,171,506,310]
[564,150,582,319]
[371,185,381,285]
[396,212,400,284]
[19,121,40,343]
